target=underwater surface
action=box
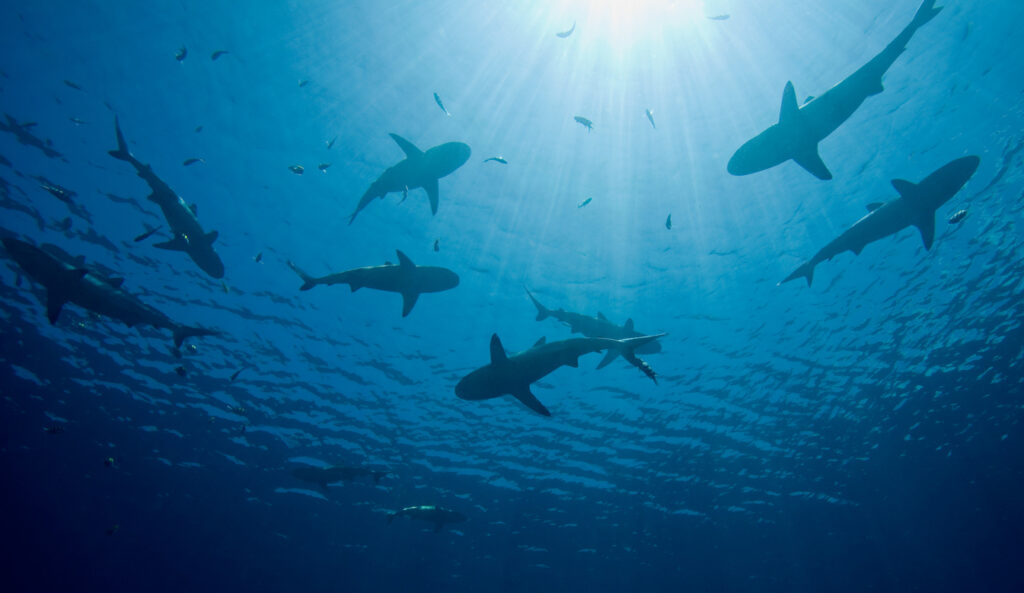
[1,0,1023,591]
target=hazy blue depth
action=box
[1,1,1023,592]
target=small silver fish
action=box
[665,214,672,230]
[288,165,304,175]
[948,209,968,224]
[646,109,656,129]
[434,92,450,116]
[556,21,576,38]
[483,157,508,164]
[577,197,592,208]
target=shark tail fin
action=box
[911,0,942,30]
[524,287,550,321]
[108,116,132,161]
[173,325,219,349]
[615,334,665,384]
[780,262,815,287]
[287,261,317,291]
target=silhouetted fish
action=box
[556,21,576,38]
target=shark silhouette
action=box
[780,156,979,286]
[387,505,466,533]
[108,117,225,278]
[3,237,218,347]
[291,465,387,491]
[288,250,458,317]
[455,333,663,416]
[728,0,942,180]
[349,134,470,223]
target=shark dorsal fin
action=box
[489,334,508,365]
[107,277,125,288]
[866,202,885,212]
[395,250,414,269]
[779,81,799,125]
[389,134,424,159]
[424,178,439,215]
[624,318,634,331]
[532,336,547,348]
[597,312,608,321]
[891,179,917,198]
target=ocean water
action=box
[1,0,1023,591]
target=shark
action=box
[727,0,942,180]
[348,134,471,224]
[780,155,979,286]
[387,505,466,532]
[108,117,225,278]
[2,237,219,347]
[525,287,662,369]
[291,465,387,491]
[287,250,459,317]
[455,333,664,416]
[0,113,62,158]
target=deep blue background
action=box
[2,1,1023,591]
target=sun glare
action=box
[570,0,707,47]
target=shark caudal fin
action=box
[108,116,132,161]
[780,261,816,287]
[524,287,550,321]
[615,334,665,384]
[286,261,318,291]
[172,325,219,349]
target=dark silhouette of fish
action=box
[646,109,656,129]
[175,46,187,61]
[781,156,979,286]
[291,465,387,491]
[707,14,730,21]
[349,134,470,223]
[728,0,941,180]
[433,92,450,116]
[182,157,203,166]
[577,197,592,208]
[133,225,162,242]
[211,50,229,60]
[947,209,968,224]
[388,505,465,532]
[665,214,672,230]
[574,116,593,132]
[288,250,459,317]
[63,80,83,91]
[0,114,62,158]
[556,21,576,38]
[483,156,508,164]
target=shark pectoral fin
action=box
[424,178,439,215]
[916,216,936,250]
[389,133,424,158]
[513,386,551,416]
[395,250,414,268]
[45,292,68,324]
[532,336,547,348]
[779,81,800,125]
[793,146,833,181]
[489,334,508,364]
[153,235,189,251]
[204,230,219,245]
[597,349,620,370]
[624,318,634,331]
[400,291,420,317]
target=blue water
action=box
[2,1,1023,591]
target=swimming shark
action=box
[455,333,663,416]
[348,134,471,224]
[2,237,219,347]
[780,155,979,286]
[525,287,661,369]
[108,117,225,278]
[291,465,387,491]
[727,0,942,180]
[387,505,466,532]
[287,250,459,317]
[0,113,62,158]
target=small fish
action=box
[326,136,337,149]
[577,197,592,208]
[44,425,65,434]
[194,125,203,133]
[288,165,304,175]
[574,116,593,132]
[707,14,730,21]
[63,80,83,91]
[948,209,968,224]
[556,21,576,38]
[211,50,230,61]
[665,214,672,230]
[104,457,116,467]
[175,46,187,61]
[175,365,187,377]
[230,367,247,382]
[298,79,309,87]
[185,344,198,354]
[318,163,330,172]
[434,92,450,116]
[69,117,87,125]
[182,157,204,166]
[133,225,162,242]
[56,216,73,232]
[646,109,656,129]
[40,182,76,204]
[253,251,263,263]
[483,157,508,164]
[433,239,440,252]
[228,405,247,415]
